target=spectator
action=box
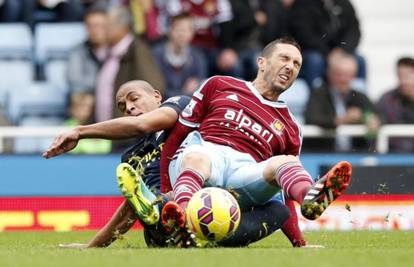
[288,0,366,88]
[128,0,154,37]
[67,5,109,94]
[165,0,234,76]
[220,0,290,80]
[376,57,414,153]
[64,92,111,154]
[213,0,259,79]
[0,0,22,22]
[23,0,84,29]
[127,0,172,43]
[304,53,379,152]
[256,0,290,46]
[94,5,165,123]
[152,13,207,98]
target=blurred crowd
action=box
[0,0,413,154]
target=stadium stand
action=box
[351,0,414,100]
[0,23,32,60]
[34,22,86,64]
[0,0,412,155]
[7,81,67,124]
[0,23,34,111]
[0,60,34,110]
[14,116,64,154]
[44,59,68,92]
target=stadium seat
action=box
[351,78,367,93]
[0,23,33,60]
[44,60,69,92]
[34,23,86,64]
[7,82,68,124]
[14,116,64,154]
[279,78,310,125]
[0,60,34,109]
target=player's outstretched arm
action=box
[59,201,136,249]
[74,106,179,140]
[43,106,179,159]
[43,129,80,158]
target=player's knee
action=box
[181,152,211,178]
[263,155,299,182]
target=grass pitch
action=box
[0,231,413,267]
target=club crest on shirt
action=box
[272,120,285,136]
[182,99,197,117]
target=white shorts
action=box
[169,131,282,210]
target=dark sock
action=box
[218,200,290,247]
[142,193,170,247]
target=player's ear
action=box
[257,57,266,72]
[153,90,162,104]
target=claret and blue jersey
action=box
[179,75,303,161]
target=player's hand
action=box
[58,243,88,249]
[43,129,80,158]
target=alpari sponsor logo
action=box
[223,109,274,143]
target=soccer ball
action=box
[186,187,241,242]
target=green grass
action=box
[0,231,413,267]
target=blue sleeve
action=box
[160,95,191,114]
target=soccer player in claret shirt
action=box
[160,37,352,238]
[44,80,293,248]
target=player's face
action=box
[116,87,162,116]
[260,44,302,93]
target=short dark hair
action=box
[84,3,107,19]
[397,57,414,68]
[169,12,192,26]
[261,37,301,58]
